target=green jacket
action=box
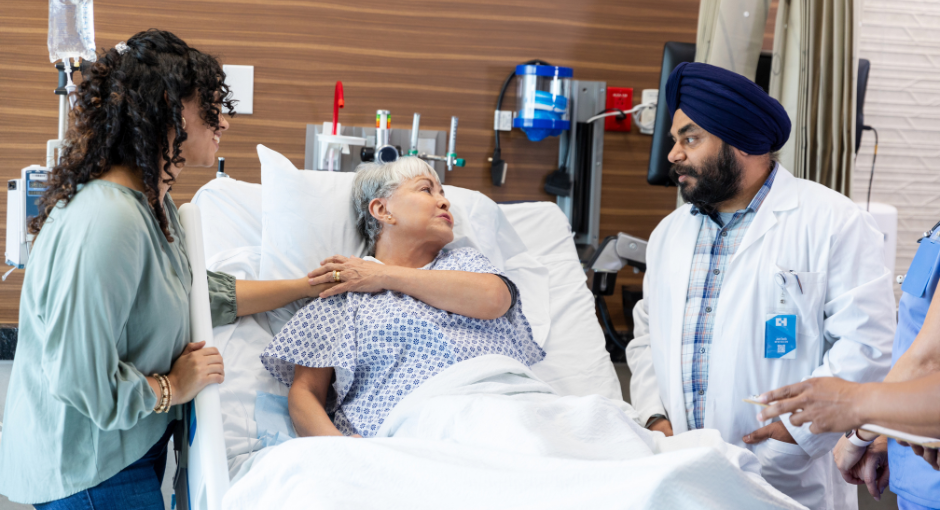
[0,180,236,504]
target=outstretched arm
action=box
[309,256,511,320]
[757,373,940,437]
[288,365,346,437]
[235,279,337,317]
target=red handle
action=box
[333,81,344,135]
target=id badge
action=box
[765,313,797,359]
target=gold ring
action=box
[332,270,341,282]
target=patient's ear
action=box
[369,198,391,224]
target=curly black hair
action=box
[29,29,236,242]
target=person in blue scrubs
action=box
[757,223,940,508]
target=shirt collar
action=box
[689,163,779,222]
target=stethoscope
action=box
[897,219,940,285]
[918,219,940,243]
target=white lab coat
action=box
[627,167,895,510]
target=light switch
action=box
[223,65,254,114]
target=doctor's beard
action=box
[670,142,743,215]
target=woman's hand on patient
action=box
[167,341,224,405]
[308,255,390,298]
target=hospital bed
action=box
[174,146,804,510]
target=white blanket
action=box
[223,356,804,510]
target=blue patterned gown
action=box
[260,247,546,437]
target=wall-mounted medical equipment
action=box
[556,80,607,256]
[359,112,465,170]
[307,108,464,183]
[359,110,401,165]
[489,61,606,257]
[513,65,572,142]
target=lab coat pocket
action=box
[752,438,810,486]
[752,438,827,508]
[773,266,826,353]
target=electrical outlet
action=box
[639,89,658,135]
[605,87,633,132]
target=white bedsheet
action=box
[223,355,803,510]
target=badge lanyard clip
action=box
[767,271,799,359]
[774,271,802,314]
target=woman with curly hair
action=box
[0,30,329,508]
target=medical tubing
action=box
[864,126,878,212]
[494,59,551,151]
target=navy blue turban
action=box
[665,62,791,155]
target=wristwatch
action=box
[645,414,668,429]
[845,428,875,448]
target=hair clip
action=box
[115,42,129,55]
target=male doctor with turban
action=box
[627,62,896,509]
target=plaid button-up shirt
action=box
[681,165,778,430]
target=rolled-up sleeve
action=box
[207,270,237,327]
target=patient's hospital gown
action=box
[260,247,545,437]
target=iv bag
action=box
[48,0,96,63]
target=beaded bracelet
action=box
[152,373,171,413]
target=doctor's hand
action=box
[648,418,674,437]
[743,420,797,445]
[308,255,390,298]
[908,444,940,471]
[755,377,865,434]
[835,435,890,500]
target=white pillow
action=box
[257,145,365,281]
[255,144,550,346]
[191,178,263,261]
[499,202,622,400]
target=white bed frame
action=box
[175,203,231,510]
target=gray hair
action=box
[353,157,440,255]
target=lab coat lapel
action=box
[665,208,702,432]
[730,167,799,265]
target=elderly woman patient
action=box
[261,157,545,438]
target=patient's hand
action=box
[308,255,390,298]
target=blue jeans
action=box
[36,422,176,510]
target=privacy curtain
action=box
[770,0,859,194]
[695,0,770,80]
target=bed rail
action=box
[176,203,230,510]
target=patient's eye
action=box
[421,186,431,193]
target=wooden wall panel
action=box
[0,0,699,326]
